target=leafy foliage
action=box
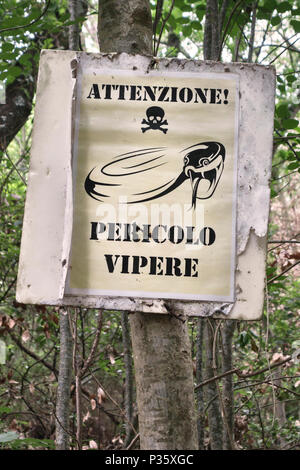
[0,0,299,450]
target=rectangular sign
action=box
[66,69,239,302]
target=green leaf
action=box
[271,16,281,26]
[287,151,297,160]
[1,43,14,53]
[0,406,12,416]
[8,66,23,78]
[274,119,281,129]
[276,103,289,118]
[196,6,205,20]
[176,17,189,25]
[191,20,202,30]
[257,10,272,19]
[0,431,19,443]
[276,1,292,13]
[239,331,251,348]
[263,0,278,11]
[180,5,193,12]
[168,15,177,29]
[271,187,278,198]
[291,20,300,33]
[0,52,18,61]
[287,161,299,170]
[282,119,299,129]
[287,75,297,83]
[19,54,32,66]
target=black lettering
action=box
[108,223,121,241]
[90,222,98,240]
[223,89,229,104]
[104,254,120,273]
[169,225,184,244]
[210,88,219,104]
[152,225,167,243]
[143,86,157,101]
[183,258,198,277]
[214,88,222,104]
[101,84,112,99]
[113,84,129,100]
[200,227,216,246]
[130,85,142,101]
[179,87,193,103]
[171,86,178,102]
[132,256,148,274]
[121,255,130,274]
[142,224,151,242]
[123,224,131,242]
[87,84,100,99]
[186,226,198,244]
[149,256,163,275]
[194,88,208,103]
[158,86,170,102]
[132,222,141,242]
[90,222,106,240]
[166,257,182,276]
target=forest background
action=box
[0,0,299,451]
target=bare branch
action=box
[0,0,51,34]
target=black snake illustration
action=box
[84,141,225,209]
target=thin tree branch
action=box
[154,0,175,56]
[273,134,300,141]
[260,34,298,63]
[248,1,258,63]
[195,355,293,389]
[218,0,246,60]
[153,0,164,54]
[3,150,27,185]
[88,368,138,436]
[268,240,300,244]
[126,432,140,450]
[79,310,103,378]
[0,0,51,34]
[7,329,58,376]
[267,261,300,284]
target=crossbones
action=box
[141,106,168,134]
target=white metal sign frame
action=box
[16,51,276,320]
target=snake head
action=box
[183,142,225,207]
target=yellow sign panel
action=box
[67,70,239,302]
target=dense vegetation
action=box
[0,0,299,450]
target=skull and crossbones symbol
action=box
[141,106,168,134]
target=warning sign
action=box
[66,70,239,302]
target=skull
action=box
[146,106,165,128]
[141,106,168,133]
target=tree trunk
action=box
[55,310,73,450]
[98,0,198,450]
[196,319,205,449]
[204,320,223,449]
[221,321,235,449]
[121,311,134,447]
[130,313,198,450]
[56,2,87,448]
[203,0,220,60]
[0,50,36,151]
[98,0,153,55]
